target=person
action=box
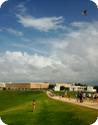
[32,99,36,112]
[76,91,80,102]
[79,92,83,103]
[93,93,97,102]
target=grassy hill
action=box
[0,90,98,125]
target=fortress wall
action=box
[5,83,49,90]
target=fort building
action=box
[5,82,49,90]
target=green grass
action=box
[0,90,98,125]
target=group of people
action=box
[76,92,98,103]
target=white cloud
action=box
[0,51,63,82]
[90,0,98,8]
[1,21,98,83]
[16,14,64,32]
[16,3,27,13]
[0,0,8,8]
[5,28,24,36]
[50,21,98,82]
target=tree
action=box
[49,84,55,90]
[94,86,98,93]
[60,86,65,91]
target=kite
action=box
[0,0,8,8]
[90,0,98,8]
[82,10,88,16]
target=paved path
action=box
[47,91,98,110]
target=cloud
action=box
[16,14,64,32]
[5,28,24,36]
[90,0,98,8]
[12,43,49,56]
[0,0,8,8]
[0,21,98,83]
[16,3,27,14]
[49,21,98,83]
[0,51,62,82]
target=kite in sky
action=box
[82,10,88,16]
[90,0,98,8]
[0,0,8,8]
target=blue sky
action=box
[0,0,98,84]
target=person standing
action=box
[79,92,83,103]
[32,100,36,112]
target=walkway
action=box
[47,91,98,110]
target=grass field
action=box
[0,91,98,125]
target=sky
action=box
[0,0,98,84]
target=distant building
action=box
[69,85,86,92]
[54,84,60,91]
[6,83,31,90]
[30,82,49,90]
[53,83,97,93]
[54,83,72,91]
[54,83,86,92]
[0,82,96,93]
[0,83,6,90]
[5,82,49,90]
[58,83,72,88]
[87,86,96,93]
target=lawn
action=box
[0,90,98,125]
